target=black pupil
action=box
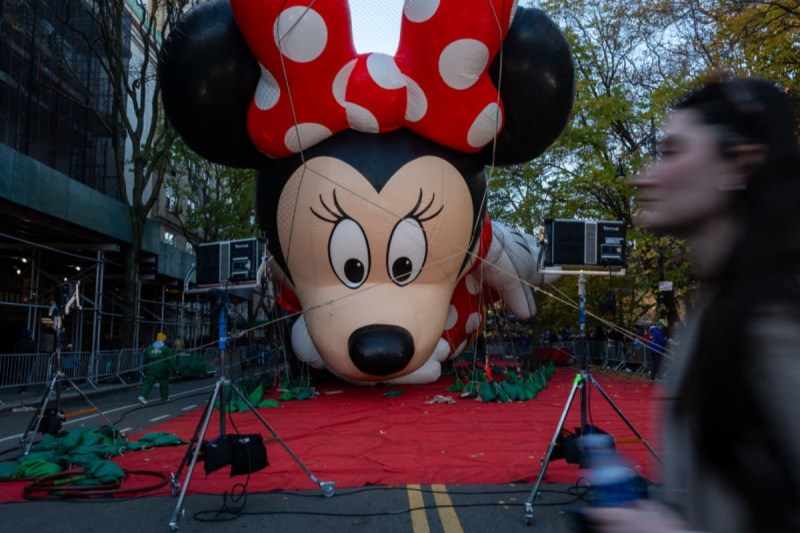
[392,257,413,282]
[345,259,364,283]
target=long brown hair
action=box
[675,77,800,531]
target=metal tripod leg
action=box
[585,375,662,463]
[228,382,336,497]
[169,378,223,497]
[169,378,223,532]
[524,374,584,525]
[168,380,336,531]
[60,373,118,425]
[19,371,116,455]
[20,373,60,454]
[524,372,663,526]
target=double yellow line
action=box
[407,484,464,533]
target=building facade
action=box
[0,0,198,353]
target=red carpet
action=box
[1,369,663,501]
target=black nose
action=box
[348,324,415,376]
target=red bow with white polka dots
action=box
[230,0,518,158]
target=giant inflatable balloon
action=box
[159,0,574,384]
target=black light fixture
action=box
[616,160,626,178]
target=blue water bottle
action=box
[582,433,648,507]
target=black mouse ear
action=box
[158,0,265,168]
[484,7,575,166]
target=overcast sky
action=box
[349,0,404,54]
[348,0,538,54]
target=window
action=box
[163,231,175,245]
[165,186,178,212]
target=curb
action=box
[0,383,138,414]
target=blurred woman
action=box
[590,76,800,532]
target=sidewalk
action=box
[0,376,218,414]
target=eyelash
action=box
[310,190,347,224]
[311,189,443,224]
[406,189,443,222]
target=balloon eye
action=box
[329,218,370,288]
[387,218,426,286]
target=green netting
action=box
[68,454,100,466]
[247,383,264,404]
[82,460,125,484]
[134,432,185,447]
[12,459,63,479]
[1,425,183,491]
[176,361,211,378]
[468,365,556,403]
[0,462,19,478]
[18,451,56,464]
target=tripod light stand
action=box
[19,282,117,455]
[523,272,661,525]
[168,289,334,532]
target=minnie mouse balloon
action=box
[159,0,574,383]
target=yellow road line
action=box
[431,484,464,533]
[407,484,430,533]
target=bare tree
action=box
[56,0,190,346]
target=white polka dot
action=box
[465,272,482,295]
[465,312,482,334]
[453,339,468,357]
[291,316,325,368]
[444,305,458,330]
[273,7,327,63]
[438,39,489,90]
[403,75,427,122]
[254,64,280,110]
[284,123,332,153]
[345,103,380,133]
[332,59,357,107]
[403,0,440,23]
[432,338,451,362]
[467,102,503,148]
[366,53,405,90]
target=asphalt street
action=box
[0,378,608,532]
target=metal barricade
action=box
[618,341,636,370]
[116,348,145,384]
[86,350,121,387]
[631,342,649,374]
[59,351,91,386]
[605,341,626,369]
[0,352,50,391]
[588,340,606,365]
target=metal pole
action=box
[180,265,195,345]
[30,253,40,350]
[161,285,166,333]
[218,301,227,437]
[91,251,104,356]
[578,273,588,430]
